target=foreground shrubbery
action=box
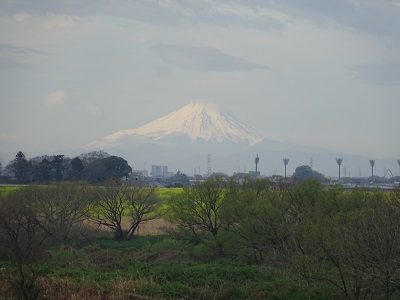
[168,178,400,299]
[0,179,400,299]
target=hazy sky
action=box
[1,0,399,163]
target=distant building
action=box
[131,170,149,180]
[132,170,149,177]
[192,174,204,181]
[248,171,260,177]
[151,165,169,179]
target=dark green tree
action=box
[101,155,132,178]
[83,160,109,183]
[34,158,52,182]
[79,151,110,165]
[166,170,190,187]
[66,157,85,180]
[51,155,65,181]
[71,157,84,172]
[292,165,325,183]
[0,161,3,183]
[11,151,32,184]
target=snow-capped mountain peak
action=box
[85,100,263,150]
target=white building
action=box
[151,165,168,178]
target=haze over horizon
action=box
[1,1,399,171]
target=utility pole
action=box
[283,158,290,179]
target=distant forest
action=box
[0,151,132,184]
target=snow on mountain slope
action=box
[85,100,264,150]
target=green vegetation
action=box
[1,179,400,299]
[0,185,19,196]
[0,235,329,299]
[0,151,132,184]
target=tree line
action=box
[0,151,132,184]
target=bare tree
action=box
[123,183,161,239]
[88,180,126,240]
[0,188,48,299]
[221,178,289,265]
[89,180,160,240]
[170,177,226,253]
[32,182,95,248]
[287,185,400,299]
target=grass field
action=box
[0,185,19,196]
[0,234,330,299]
[155,187,183,200]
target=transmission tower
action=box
[398,160,400,176]
[384,169,393,179]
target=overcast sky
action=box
[1,0,399,164]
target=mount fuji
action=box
[83,101,395,177]
[85,101,263,150]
